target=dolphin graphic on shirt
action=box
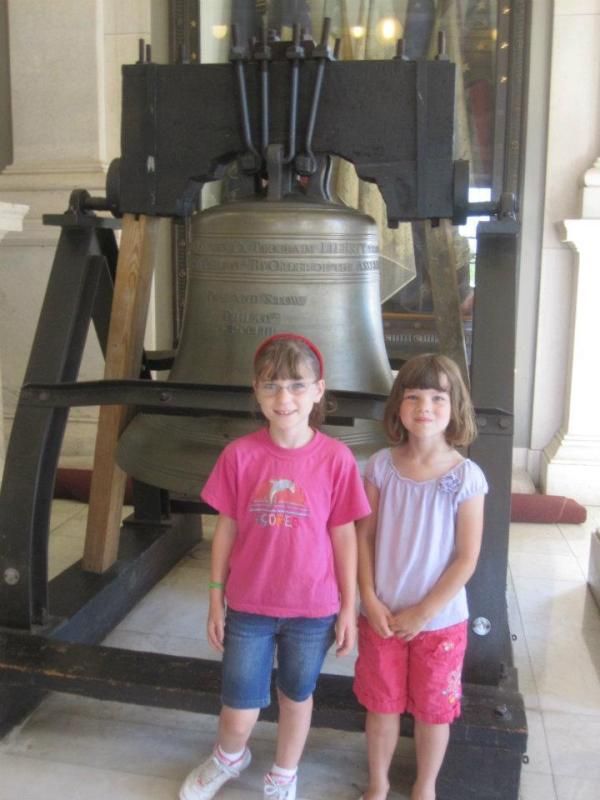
[269,479,296,504]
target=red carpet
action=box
[55,468,134,505]
[510,493,587,524]
[55,469,587,525]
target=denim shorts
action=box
[221,609,336,709]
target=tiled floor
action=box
[1,500,599,799]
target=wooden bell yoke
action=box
[0,22,526,800]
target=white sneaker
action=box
[263,772,297,800]
[179,748,251,800]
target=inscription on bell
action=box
[208,290,307,306]
[223,311,282,324]
[194,238,378,256]
[194,257,379,275]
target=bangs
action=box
[399,356,449,392]
[254,340,319,381]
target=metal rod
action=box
[258,23,270,155]
[261,63,269,154]
[284,24,303,164]
[467,201,499,217]
[177,43,188,64]
[437,30,446,58]
[230,24,259,161]
[303,18,332,171]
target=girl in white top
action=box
[353,353,488,800]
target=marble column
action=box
[0,0,154,462]
[541,159,600,504]
[0,0,109,235]
[0,201,29,478]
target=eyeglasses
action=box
[257,380,318,397]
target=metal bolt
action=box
[159,392,171,402]
[4,568,20,585]
[238,151,261,174]
[494,703,510,718]
[295,154,317,176]
[472,616,491,636]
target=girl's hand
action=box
[363,595,393,639]
[389,605,429,640]
[206,596,226,652]
[335,606,357,657]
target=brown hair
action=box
[253,336,327,427]
[383,353,477,446]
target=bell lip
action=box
[116,413,390,495]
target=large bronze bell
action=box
[116,195,393,496]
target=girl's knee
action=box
[220,705,259,738]
[276,688,313,710]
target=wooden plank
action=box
[83,214,160,573]
[422,219,470,386]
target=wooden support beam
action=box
[0,631,526,746]
[421,219,470,385]
[83,214,160,573]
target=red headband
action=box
[253,332,324,379]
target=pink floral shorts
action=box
[353,616,467,724]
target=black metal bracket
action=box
[0,211,118,630]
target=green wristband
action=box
[208,580,225,590]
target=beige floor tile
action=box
[48,533,82,579]
[0,753,179,800]
[518,770,557,800]
[512,576,600,633]
[543,711,600,779]
[49,499,84,530]
[509,550,586,582]
[554,774,600,800]
[525,631,600,714]
[509,522,573,555]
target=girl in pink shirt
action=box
[179,333,370,800]
[353,354,487,800]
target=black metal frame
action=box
[0,210,526,800]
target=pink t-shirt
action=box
[201,427,371,618]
